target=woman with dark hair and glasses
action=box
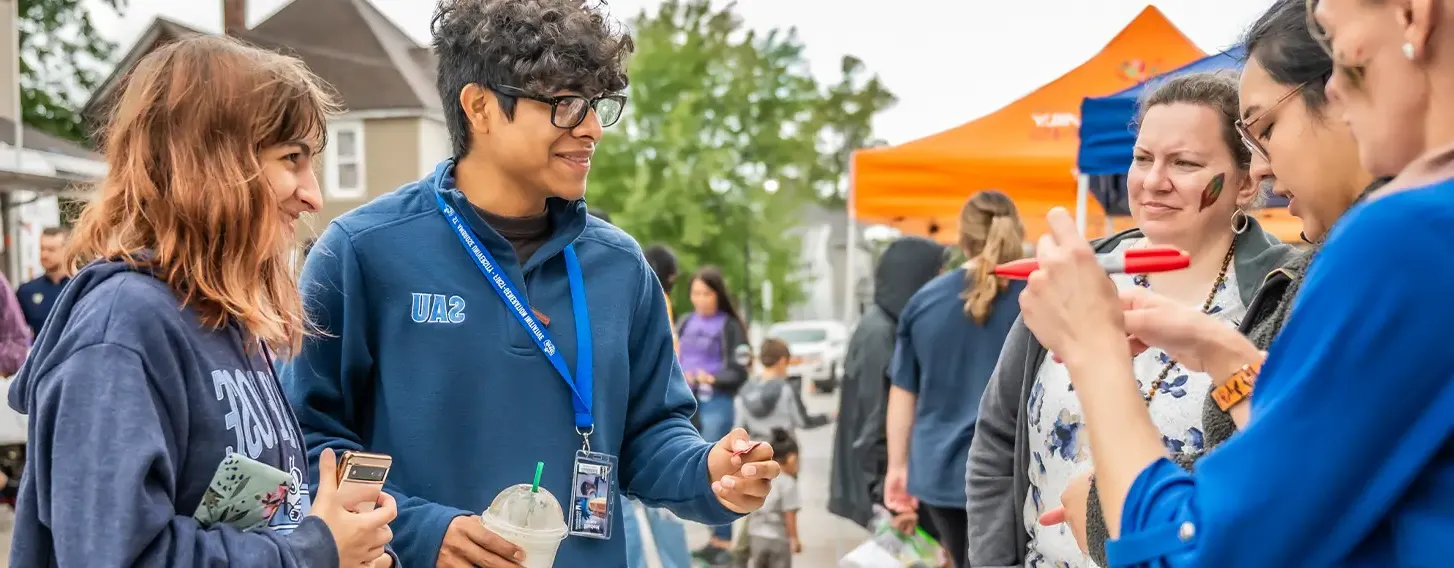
[1059,1,1395,563]
[1015,0,1454,564]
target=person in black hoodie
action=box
[828,237,944,531]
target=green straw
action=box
[523,462,546,523]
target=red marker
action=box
[994,245,1190,280]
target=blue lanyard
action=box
[433,189,594,434]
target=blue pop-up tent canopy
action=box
[1077,46,1247,177]
[1071,46,1292,217]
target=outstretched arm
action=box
[1090,201,1454,566]
[619,258,739,526]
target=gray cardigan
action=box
[963,219,1297,568]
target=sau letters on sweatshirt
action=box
[283,160,741,567]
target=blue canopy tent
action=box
[1079,47,1247,177]
[1071,46,1289,221]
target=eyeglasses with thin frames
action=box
[494,85,627,129]
[1235,83,1307,162]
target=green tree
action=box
[590,0,895,323]
[18,0,127,142]
[803,55,895,206]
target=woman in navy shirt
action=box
[885,190,1025,567]
[1014,1,1454,564]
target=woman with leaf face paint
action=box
[964,72,1299,568]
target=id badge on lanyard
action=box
[433,181,617,540]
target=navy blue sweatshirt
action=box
[891,268,1024,508]
[282,161,737,567]
[6,259,335,567]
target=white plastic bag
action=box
[838,506,943,568]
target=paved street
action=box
[685,388,870,567]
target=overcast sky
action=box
[86,0,1277,145]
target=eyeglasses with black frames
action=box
[494,85,626,129]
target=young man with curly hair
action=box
[282,1,779,566]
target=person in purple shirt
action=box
[0,270,30,378]
[0,266,31,505]
[676,266,750,562]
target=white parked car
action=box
[766,320,848,393]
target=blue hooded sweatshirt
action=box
[6,259,335,567]
[282,160,737,567]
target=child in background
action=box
[736,338,804,439]
[734,338,831,566]
[744,428,802,568]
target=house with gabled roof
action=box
[0,0,108,282]
[85,0,453,243]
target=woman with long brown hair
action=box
[5,35,396,567]
[883,190,1026,568]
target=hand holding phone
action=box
[311,448,396,567]
[335,451,393,513]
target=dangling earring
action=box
[1402,42,1417,60]
[1231,208,1250,235]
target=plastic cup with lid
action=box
[480,462,568,568]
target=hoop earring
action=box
[1231,208,1250,235]
[1403,42,1417,60]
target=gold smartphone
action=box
[336,451,392,512]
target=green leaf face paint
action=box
[1200,173,1226,210]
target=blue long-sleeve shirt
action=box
[1109,180,1454,567]
[282,161,738,567]
[890,268,1023,508]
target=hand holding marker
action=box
[994,180,1221,364]
[994,245,1191,280]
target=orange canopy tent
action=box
[850,6,1206,244]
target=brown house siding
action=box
[301,116,423,244]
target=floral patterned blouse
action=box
[1022,238,1246,568]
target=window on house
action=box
[326,121,365,199]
